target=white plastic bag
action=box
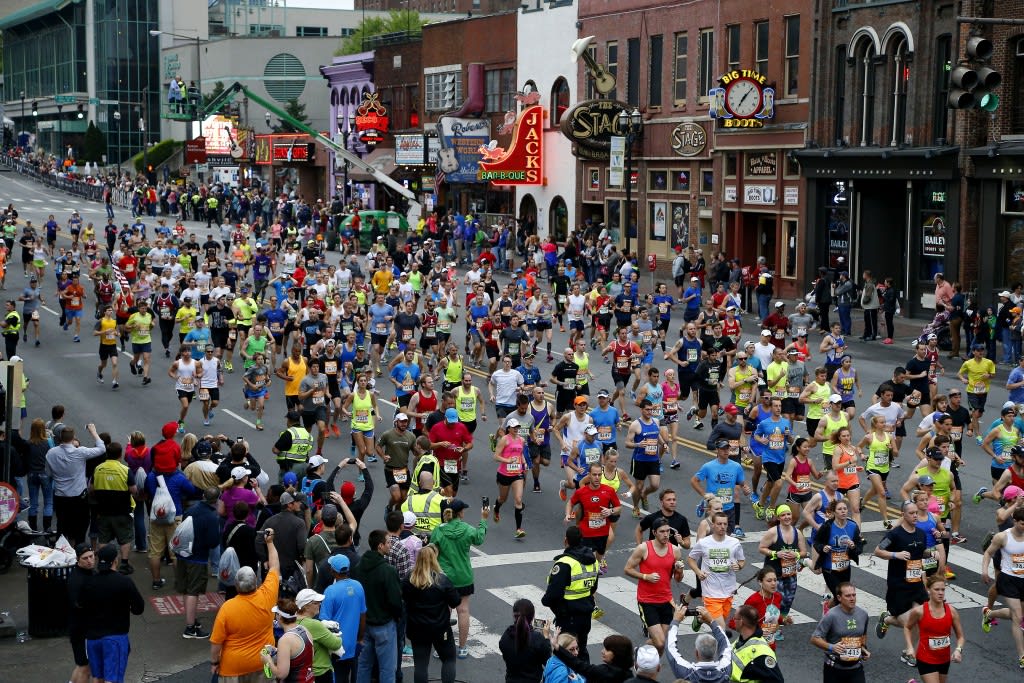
[170,515,194,557]
[150,475,176,525]
[218,546,239,586]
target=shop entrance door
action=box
[856,181,907,303]
[758,217,777,270]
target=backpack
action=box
[170,515,194,558]
[218,547,240,586]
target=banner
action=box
[437,116,491,184]
[609,136,625,187]
[651,201,667,240]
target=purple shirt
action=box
[220,485,260,527]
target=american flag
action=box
[111,265,131,294]
[435,166,446,192]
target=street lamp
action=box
[265,111,272,129]
[113,110,122,176]
[19,92,25,144]
[616,107,643,256]
[149,29,203,121]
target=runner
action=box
[623,517,686,654]
[126,299,155,385]
[691,438,752,538]
[168,346,201,433]
[341,372,378,467]
[377,413,418,511]
[752,397,793,519]
[830,427,864,526]
[428,408,473,496]
[812,499,863,611]
[809,581,871,683]
[958,344,997,443]
[873,500,931,665]
[527,385,554,493]
[625,399,667,516]
[661,369,681,469]
[901,575,965,682]
[196,344,222,427]
[94,305,120,390]
[980,506,1024,669]
[757,504,808,640]
[454,373,485,483]
[981,405,1022,485]
[603,327,642,422]
[664,322,705,421]
[492,416,528,539]
[554,396,594,500]
[857,414,895,528]
[564,462,621,614]
[782,437,821,508]
[241,351,270,429]
[550,347,580,418]
[686,511,744,630]
[436,343,464,394]
[688,346,723,431]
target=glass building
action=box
[2,0,161,164]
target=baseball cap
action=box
[917,474,936,485]
[320,504,339,524]
[925,447,944,460]
[328,554,351,573]
[574,395,589,405]
[230,466,251,480]
[829,394,842,403]
[774,301,785,308]
[507,417,521,429]
[690,276,699,281]
[584,425,598,435]
[927,333,937,340]
[402,511,417,528]
[442,498,469,514]
[1003,485,1024,500]
[760,330,772,336]
[1002,405,1016,416]
[786,348,798,355]
[597,389,610,398]
[286,410,302,422]
[445,408,459,423]
[308,455,329,468]
[634,645,660,673]
[340,481,356,503]
[280,492,297,505]
[714,438,730,449]
[999,290,1012,298]
[394,412,410,423]
[295,588,325,609]
[282,471,298,487]
[722,403,739,416]
[97,544,118,569]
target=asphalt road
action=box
[0,167,1018,682]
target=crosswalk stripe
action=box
[852,554,991,610]
[464,614,504,659]
[487,584,620,644]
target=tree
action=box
[336,10,425,56]
[81,121,107,164]
[274,99,310,134]
[203,81,227,114]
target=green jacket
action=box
[297,616,342,676]
[351,549,403,626]
[429,518,487,588]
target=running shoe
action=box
[731,527,745,540]
[96,372,103,384]
[669,460,680,469]
[598,559,608,575]
[632,505,642,518]
[899,651,916,667]
[944,567,956,581]
[982,607,993,633]
[514,529,526,539]
[460,472,469,483]
[256,419,263,431]
[974,486,989,504]
[111,382,119,390]
[821,594,831,616]
[142,377,151,385]
[118,561,134,575]
[875,610,890,638]
[693,420,704,430]
[189,623,210,639]
[203,418,210,426]
[766,507,777,520]
[640,495,648,511]
[950,532,966,545]
[402,645,413,658]
[367,455,378,463]
[73,335,80,342]
[976,435,984,446]
[752,502,765,520]
[749,492,760,505]
[225,361,233,372]
[207,410,215,420]
[129,362,138,375]
[695,500,706,518]
[774,631,784,642]
[559,481,567,502]
[152,578,166,590]
[533,481,541,493]
[177,422,185,434]
[741,456,754,467]
[493,507,500,523]
[331,424,341,437]
[686,407,696,421]
[592,607,604,620]
[457,647,469,659]
[1019,654,1024,669]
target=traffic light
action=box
[948,36,1002,111]
[31,101,37,116]
[77,104,84,119]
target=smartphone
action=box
[532,618,547,630]
[348,457,358,465]
[263,529,273,538]
[481,496,489,508]
[236,436,244,443]
[684,606,699,616]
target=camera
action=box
[481,496,489,508]
[684,606,699,617]
[348,457,358,465]
[532,618,547,630]
[236,436,244,443]
[263,529,273,538]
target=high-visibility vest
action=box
[277,426,312,463]
[730,636,777,682]
[411,454,441,490]
[548,554,598,601]
[3,310,20,336]
[402,490,443,534]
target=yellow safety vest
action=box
[402,489,443,534]
[3,310,20,336]
[730,636,777,682]
[549,554,599,601]
[278,426,312,463]
[411,454,441,490]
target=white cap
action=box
[308,455,329,468]
[584,425,598,435]
[230,466,250,480]
[774,301,785,308]
[506,417,520,428]
[394,412,410,423]
[829,394,842,403]
[760,329,772,336]
[295,588,325,609]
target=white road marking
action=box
[487,584,619,645]
[222,408,257,429]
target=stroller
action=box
[916,308,952,350]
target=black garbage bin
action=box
[25,563,73,637]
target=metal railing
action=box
[0,154,130,207]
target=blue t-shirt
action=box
[590,406,621,446]
[263,307,288,337]
[469,304,490,328]
[575,438,603,480]
[516,365,541,388]
[653,294,674,321]
[390,362,421,397]
[368,303,394,337]
[320,577,366,662]
[183,327,211,357]
[1010,367,1024,404]
[45,220,58,241]
[683,287,702,312]
[754,416,792,464]
[822,519,858,572]
[694,459,745,511]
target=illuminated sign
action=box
[477,105,543,185]
[670,122,707,157]
[708,69,775,129]
[437,116,491,184]
[559,99,630,160]
[184,137,207,165]
[272,143,313,161]
[200,115,235,156]
[254,135,272,165]
[355,92,389,146]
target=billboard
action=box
[437,116,491,184]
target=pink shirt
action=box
[497,436,526,477]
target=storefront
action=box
[797,147,960,317]
[252,133,329,200]
[969,143,1024,302]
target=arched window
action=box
[551,77,570,126]
[550,196,568,241]
[888,34,910,146]
[852,38,878,146]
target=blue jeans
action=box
[1002,327,1014,363]
[357,622,397,683]
[757,294,771,321]
[27,472,53,518]
[133,500,148,551]
[837,304,852,336]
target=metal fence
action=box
[0,154,132,208]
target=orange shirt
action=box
[833,445,860,490]
[210,570,279,676]
[64,283,85,311]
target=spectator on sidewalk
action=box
[352,529,404,683]
[321,554,367,683]
[79,544,145,683]
[45,422,106,546]
[177,487,222,639]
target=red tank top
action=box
[1010,464,1024,491]
[414,390,437,432]
[915,602,952,665]
[637,540,675,603]
[788,457,813,494]
[612,341,633,373]
[283,626,314,683]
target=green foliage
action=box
[130,139,181,172]
[81,121,107,163]
[203,81,227,113]
[336,10,425,56]
[275,99,310,134]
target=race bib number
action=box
[1011,553,1024,575]
[843,465,858,475]
[532,427,546,445]
[658,303,667,314]
[738,389,752,403]
[438,321,451,332]
[923,555,938,571]
[950,426,963,442]
[774,330,785,339]
[780,554,797,577]
[587,512,606,529]
[443,460,459,474]
[906,559,923,582]
[31,311,40,321]
[563,378,576,390]
[972,382,986,393]
[831,550,849,571]
[197,388,210,401]
[270,322,283,333]
[584,449,601,465]
[506,460,523,473]
[796,475,810,491]
[518,425,531,439]
[768,433,785,451]
[597,426,612,441]
[375,323,387,335]
[615,357,628,370]
[402,329,413,342]
[558,295,567,304]
[312,390,325,405]
[324,361,338,375]
[787,386,801,398]
[907,394,921,406]
[715,486,733,504]
[392,468,408,483]
[71,297,80,307]
[871,451,889,468]
[686,348,699,363]
[728,440,740,458]
[103,329,116,341]
[838,636,862,662]
[180,376,194,389]
[228,329,237,341]
[354,409,370,425]
[928,636,950,651]
[707,548,731,573]
[644,439,659,456]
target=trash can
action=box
[24,562,74,638]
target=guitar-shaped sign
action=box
[225,125,244,160]
[571,36,616,95]
[437,146,459,173]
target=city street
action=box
[0,168,1019,681]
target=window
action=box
[673,32,688,104]
[551,77,570,125]
[296,26,327,37]
[727,25,741,72]
[585,45,597,100]
[648,170,668,191]
[607,41,619,100]
[834,45,847,145]
[889,34,910,146]
[782,219,798,278]
[725,152,738,177]
[339,28,356,38]
[672,171,690,191]
[627,38,641,106]
[784,16,800,96]
[698,29,714,101]
[853,39,877,146]
[700,168,713,193]
[425,67,462,111]
[755,21,769,75]
[934,35,952,141]
[485,68,516,113]
[649,35,663,108]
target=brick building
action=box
[355,0,519,14]
[576,0,811,298]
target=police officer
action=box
[271,410,313,482]
[541,525,599,663]
[401,470,444,540]
[730,604,784,682]
[1,300,21,360]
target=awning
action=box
[0,0,82,31]
[346,147,396,182]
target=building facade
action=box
[355,0,520,14]
[577,0,811,295]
